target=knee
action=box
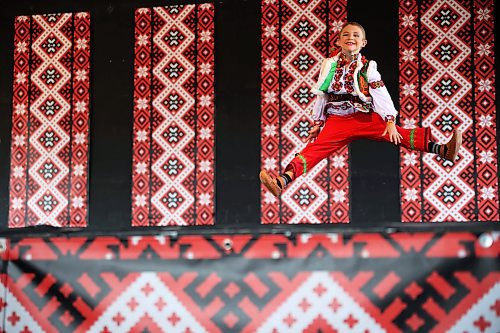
[286,153,308,179]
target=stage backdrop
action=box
[8,13,91,228]
[399,0,498,222]
[1,0,498,231]
[0,232,499,332]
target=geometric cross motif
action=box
[132,4,215,226]
[9,13,91,227]
[445,282,500,333]
[0,232,498,332]
[254,272,387,332]
[84,273,211,332]
[261,0,349,224]
[399,0,498,222]
[0,282,45,332]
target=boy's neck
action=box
[341,50,360,61]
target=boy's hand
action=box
[382,122,403,145]
[307,125,321,143]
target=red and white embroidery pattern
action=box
[0,233,498,332]
[399,0,498,222]
[254,272,388,332]
[261,0,349,224]
[473,0,498,221]
[85,273,212,332]
[331,53,357,94]
[132,4,215,226]
[9,13,91,228]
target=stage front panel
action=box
[399,0,499,222]
[131,4,215,226]
[261,0,349,225]
[0,232,498,332]
[8,13,91,228]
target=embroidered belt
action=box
[327,93,365,104]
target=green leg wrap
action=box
[409,129,416,150]
[296,154,307,175]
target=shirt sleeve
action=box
[310,58,329,95]
[310,94,327,121]
[309,59,329,121]
[368,61,398,121]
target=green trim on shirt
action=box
[319,61,338,92]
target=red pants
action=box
[286,112,431,179]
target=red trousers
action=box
[286,112,431,179]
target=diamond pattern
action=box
[399,0,498,222]
[8,13,90,228]
[132,4,215,226]
[261,0,349,225]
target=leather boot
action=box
[440,129,462,162]
[259,170,282,197]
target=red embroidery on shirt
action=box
[332,53,357,94]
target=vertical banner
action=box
[473,0,497,221]
[131,4,215,226]
[9,13,91,228]
[399,0,498,222]
[261,0,349,225]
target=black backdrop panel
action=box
[0,0,498,233]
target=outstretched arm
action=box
[307,58,330,143]
[368,61,402,144]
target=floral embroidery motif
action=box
[331,53,357,93]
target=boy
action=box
[260,22,462,197]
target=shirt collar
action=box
[339,51,361,63]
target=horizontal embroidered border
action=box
[369,80,385,89]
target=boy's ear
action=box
[335,39,340,46]
[362,39,367,47]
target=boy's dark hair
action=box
[340,21,366,39]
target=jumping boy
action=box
[260,22,462,197]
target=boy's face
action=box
[337,25,367,54]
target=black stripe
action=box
[214,0,260,228]
[348,0,401,225]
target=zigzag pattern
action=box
[8,13,91,228]
[399,0,498,222]
[131,4,215,226]
[0,233,498,332]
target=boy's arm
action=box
[367,61,398,123]
[309,95,327,125]
[310,58,330,96]
[309,58,330,125]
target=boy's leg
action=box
[362,113,462,161]
[260,115,353,197]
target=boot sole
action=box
[259,170,282,197]
[446,129,462,162]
